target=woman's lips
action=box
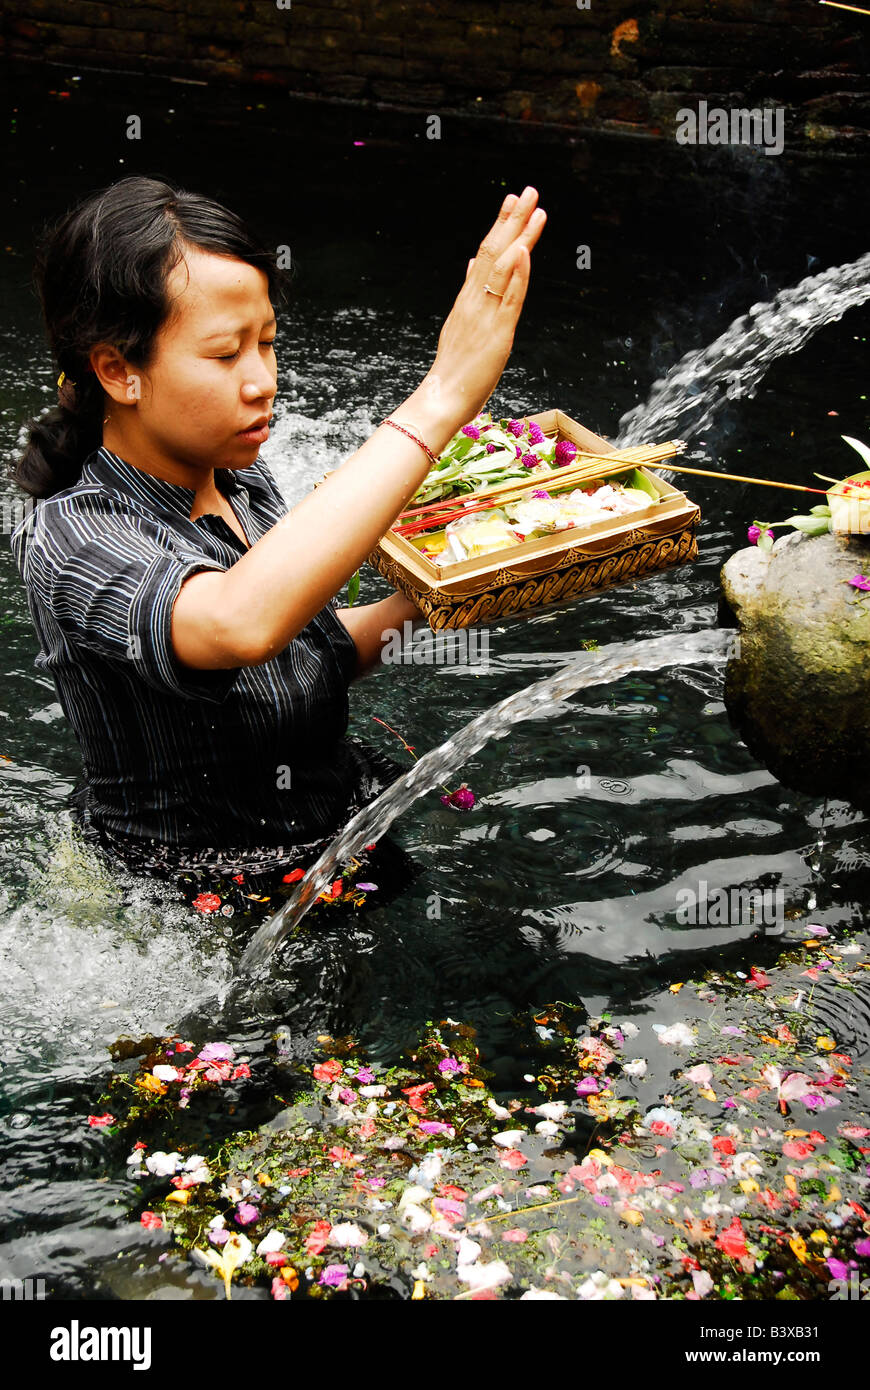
[237,422,271,444]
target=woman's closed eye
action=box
[216,340,276,361]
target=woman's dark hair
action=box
[10,176,288,500]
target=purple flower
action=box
[521,452,539,469]
[527,422,545,444]
[356,882,377,892]
[848,574,870,591]
[356,1067,375,1084]
[747,525,774,545]
[803,1093,840,1111]
[208,1228,230,1246]
[485,443,497,454]
[554,440,577,467]
[855,1239,870,1257]
[440,784,476,811]
[576,1077,599,1095]
[515,444,523,457]
[199,1042,235,1062]
[319,1263,349,1287]
[438,1057,461,1074]
[235,1202,259,1226]
[420,1121,454,1135]
[593,1194,611,1206]
[339,1087,356,1104]
[689,1169,710,1188]
[461,424,481,440]
[827,1257,849,1279]
[531,489,551,499]
[506,419,524,437]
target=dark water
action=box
[0,68,869,1297]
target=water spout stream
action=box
[240,629,733,973]
[616,251,870,448]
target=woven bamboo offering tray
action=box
[363,410,700,630]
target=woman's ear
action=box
[89,343,144,407]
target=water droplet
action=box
[7,1112,31,1130]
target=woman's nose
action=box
[242,370,277,403]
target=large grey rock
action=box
[720,530,870,811]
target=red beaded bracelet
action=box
[381,416,438,468]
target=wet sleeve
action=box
[33,494,242,703]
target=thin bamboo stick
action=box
[819,1,870,16]
[653,461,870,504]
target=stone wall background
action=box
[2,0,868,149]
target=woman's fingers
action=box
[490,208,547,281]
[474,187,539,272]
[498,244,530,316]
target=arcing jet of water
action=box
[240,628,733,973]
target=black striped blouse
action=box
[9,446,393,872]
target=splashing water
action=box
[240,628,733,973]
[616,251,870,448]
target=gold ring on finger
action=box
[483,283,504,299]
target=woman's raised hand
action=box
[427,186,547,424]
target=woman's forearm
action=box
[232,378,459,663]
[335,590,426,680]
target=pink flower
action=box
[461,424,481,439]
[356,1067,375,1083]
[235,1202,259,1226]
[576,1077,599,1095]
[485,443,497,454]
[419,1120,453,1135]
[531,489,551,499]
[848,574,870,591]
[500,1149,527,1170]
[140,1211,163,1230]
[506,419,524,437]
[440,783,476,811]
[527,422,545,444]
[747,525,774,545]
[355,882,377,892]
[271,1277,291,1300]
[86,1113,115,1128]
[554,440,577,467]
[521,452,538,468]
[503,1228,528,1243]
[438,1057,461,1073]
[339,1087,356,1104]
[319,1264,349,1288]
[199,1042,235,1062]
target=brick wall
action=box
[3,0,868,148]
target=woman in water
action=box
[8,176,546,925]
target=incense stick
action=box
[819,0,870,15]
[654,461,870,504]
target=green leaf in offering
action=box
[782,514,831,536]
[347,570,360,607]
